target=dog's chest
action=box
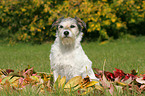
[51,44,84,68]
[55,49,80,66]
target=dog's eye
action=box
[59,25,63,28]
[70,25,75,28]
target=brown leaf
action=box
[101,74,111,88]
[46,80,52,92]
[109,84,114,96]
[93,68,103,75]
[140,85,145,91]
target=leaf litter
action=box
[0,65,145,95]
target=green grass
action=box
[0,36,145,95]
[0,36,145,73]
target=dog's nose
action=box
[64,31,69,36]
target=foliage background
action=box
[0,0,145,43]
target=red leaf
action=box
[123,73,136,81]
[105,72,115,81]
[6,69,14,74]
[95,74,102,79]
[113,68,125,78]
[143,74,145,80]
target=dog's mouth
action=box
[61,37,75,46]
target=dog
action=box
[50,17,99,82]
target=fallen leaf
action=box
[115,85,123,93]
[101,74,111,88]
[95,85,104,91]
[113,68,125,78]
[64,76,82,89]
[9,77,20,83]
[140,85,145,91]
[81,87,94,95]
[116,82,127,86]
[6,69,14,74]
[124,77,133,84]
[58,76,66,89]
[53,75,61,89]
[136,77,145,84]
[109,84,114,95]
[85,81,99,88]
[1,76,12,84]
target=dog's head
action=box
[52,17,86,45]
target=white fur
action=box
[50,18,99,82]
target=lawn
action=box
[0,36,145,73]
[0,36,145,95]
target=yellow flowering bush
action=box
[0,0,144,42]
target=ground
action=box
[0,36,145,95]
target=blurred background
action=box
[0,0,145,43]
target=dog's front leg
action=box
[88,69,100,81]
[53,70,58,82]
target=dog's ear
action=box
[51,17,64,29]
[74,16,86,30]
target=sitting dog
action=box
[50,17,99,82]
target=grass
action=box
[0,36,145,95]
[0,36,144,73]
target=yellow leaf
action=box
[31,32,35,36]
[100,41,108,45]
[21,8,26,12]
[116,23,122,29]
[30,26,35,31]
[1,76,12,84]
[64,76,82,89]
[103,20,110,26]
[102,0,107,2]
[37,29,41,32]
[9,77,20,83]
[53,75,61,89]
[73,84,82,90]
[85,81,99,88]
[81,87,93,95]
[91,24,94,27]
[130,19,135,23]
[58,76,66,89]
[116,82,127,86]
[0,6,3,9]
[111,18,116,23]
[97,27,101,31]
[43,27,45,29]
[95,85,104,91]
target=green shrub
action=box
[0,0,144,42]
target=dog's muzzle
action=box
[60,30,74,45]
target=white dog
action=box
[50,17,99,82]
